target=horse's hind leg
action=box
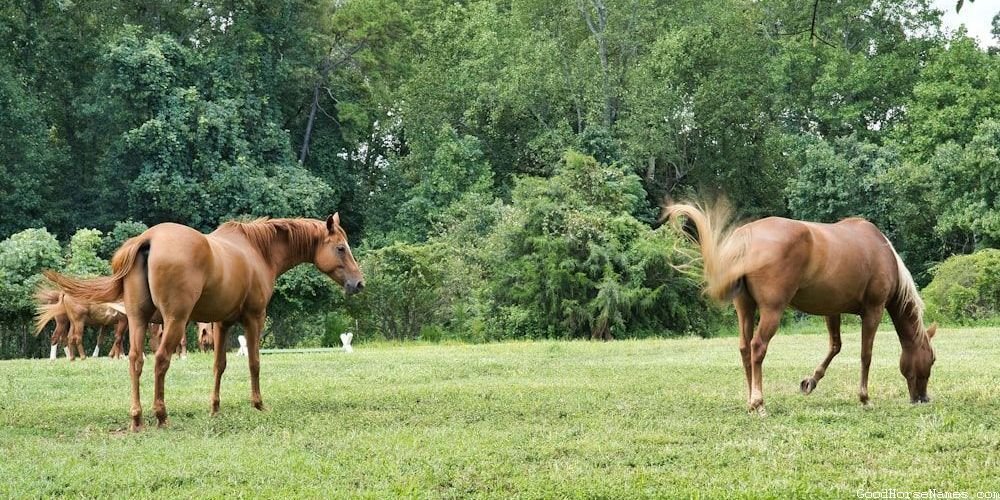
[50,317,68,360]
[93,325,105,358]
[734,293,756,402]
[68,321,85,361]
[125,268,154,431]
[858,306,884,407]
[210,322,231,415]
[153,316,188,427]
[110,319,127,359]
[242,315,265,411]
[801,315,843,395]
[749,307,782,415]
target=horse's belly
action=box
[790,287,863,316]
[189,289,252,323]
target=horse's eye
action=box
[337,245,346,253]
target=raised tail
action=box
[665,201,748,302]
[34,293,65,336]
[43,235,149,304]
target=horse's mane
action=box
[217,218,325,260]
[884,236,928,341]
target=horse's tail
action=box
[665,201,748,302]
[43,235,149,303]
[34,293,65,336]
[34,287,62,305]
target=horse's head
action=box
[900,323,936,403]
[314,212,365,295]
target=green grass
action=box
[2,328,999,498]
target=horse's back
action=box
[739,216,897,315]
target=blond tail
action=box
[665,201,747,302]
[43,235,148,303]
[34,296,65,336]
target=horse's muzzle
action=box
[345,280,365,296]
[911,395,931,404]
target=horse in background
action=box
[666,202,936,415]
[34,289,128,360]
[45,213,364,431]
[148,323,187,359]
[34,289,69,359]
[197,322,215,352]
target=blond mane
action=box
[884,236,928,341]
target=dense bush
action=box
[0,229,64,358]
[924,249,1000,324]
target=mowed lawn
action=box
[1,328,999,498]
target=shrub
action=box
[923,249,1000,324]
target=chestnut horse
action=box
[45,214,363,431]
[196,322,216,352]
[34,289,128,360]
[667,203,936,414]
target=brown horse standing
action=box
[45,214,363,431]
[667,203,936,414]
[35,290,128,360]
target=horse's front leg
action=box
[801,315,843,395]
[858,306,884,407]
[210,322,230,415]
[242,315,266,411]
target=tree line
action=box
[1,0,998,357]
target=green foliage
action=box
[347,242,451,341]
[63,229,110,278]
[0,65,68,239]
[100,220,149,259]
[924,250,1000,324]
[485,152,720,340]
[784,134,894,225]
[0,229,63,317]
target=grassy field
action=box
[1,327,999,498]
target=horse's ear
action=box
[927,323,938,339]
[326,213,341,234]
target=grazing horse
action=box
[34,289,128,360]
[196,322,216,352]
[45,213,364,431]
[666,203,936,414]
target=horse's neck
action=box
[267,234,316,277]
[886,299,924,348]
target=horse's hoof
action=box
[861,401,874,410]
[800,378,817,395]
[130,419,144,433]
[747,398,766,416]
[251,401,265,411]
